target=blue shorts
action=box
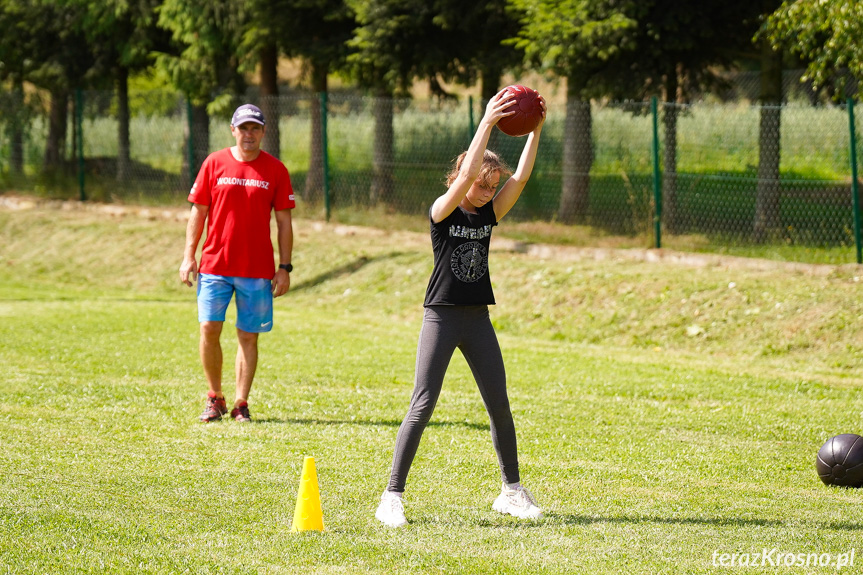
[197,274,274,333]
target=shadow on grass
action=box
[817,521,863,531]
[538,514,863,531]
[543,514,784,527]
[291,252,410,292]
[410,514,786,530]
[253,417,488,431]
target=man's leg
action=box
[196,274,233,422]
[231,276,271,422]
[199,320,228,422]
[200,321,224,395]
[235,328,259,403]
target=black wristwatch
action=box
[279,263,293,273]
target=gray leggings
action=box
[386,305,520,492]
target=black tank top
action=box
[423,202,498,306]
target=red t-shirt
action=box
[188,148,295,279]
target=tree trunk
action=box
[662,73,680,234]
[44,89,69,170]
[558,78,592,224]
[9,79,24,176]
[371,91,394,206]
[479,65,501,104]
[753,35,783,243]
[116,66,131,183]
[183,102,210,188]
[305,60,328,203]
[480,65,502,150]
[259,43,280,159]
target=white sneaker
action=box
[492,483,543,519]
[375,490,407,527]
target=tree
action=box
[268,0,357,201]
[73,0,167,182]
[238,0,283,159]
[434,0,524,104]
[765,0,863,97]
[430,0,526,154]
[11,1,96,171]
[0,0,47,176]
[1,2,81,171]
[604,1,765,234]
[758,0,863,243]
[156,0,249,181]
[510,0,638,223]
[347,0,467,205]
[753,0,785,243]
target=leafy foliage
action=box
[766,0,863,96]
[347,0,454,94]
[509,0,638,96]
[613,0,766,100]
[266,0,356,80]
[155,0,248,109]
[0,0,94,93]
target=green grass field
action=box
[3,201,863,574]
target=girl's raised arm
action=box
[430,89,515,223]
[493,97,546,222]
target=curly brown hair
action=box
[445,150,512,189]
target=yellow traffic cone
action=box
[290,456,324,532]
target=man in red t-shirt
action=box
[179,104,296,423]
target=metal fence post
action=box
[320,91,331,222]
[76,88,85,202]
[651,96,661,249]
[849,98,862,264]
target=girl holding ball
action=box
[375,87,547,527]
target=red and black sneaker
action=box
[231,401,251,423]
[199,392,228,422]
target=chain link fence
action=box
[0,82,860,264]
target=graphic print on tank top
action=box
[450,241,488,283]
